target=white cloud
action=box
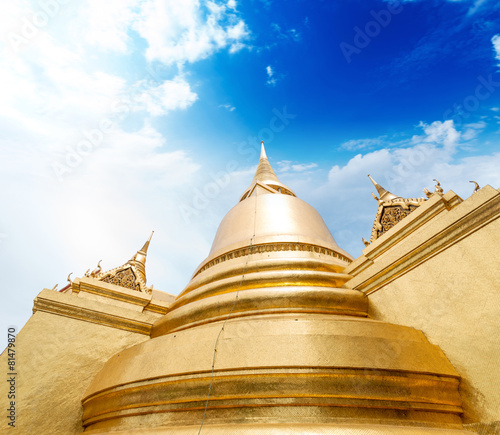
[0,32,127,154]
[266,64,277,86]
[492,34,500,66]
[82,0,139,53]
[132,76,198,116]
[134,0,250,65]
[0,120,205,348]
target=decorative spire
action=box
[367,174,398,202]
[138,231,154,256]
[252,141,280,184]
[260,140,268,159]
[239,142,296,201]
[131,231,154,283]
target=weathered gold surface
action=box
[345,186,500,426]
[83,315,467,433]
[82,423,476,434]
[0,311,148,434]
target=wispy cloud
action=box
[266,65,277,86]
[383,0,490,13]
[131,76,198,116]
[380,5,494,82]
[271,23,302,42]
[218,103,236,111]
[277,160,318,173]
[340,137,387,151]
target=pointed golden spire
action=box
[252,141,280,184]
[367,174,398,202]
[260,140,268,159]
[239,142,296,201]
[131,231,154,283]
[139,231,154,255]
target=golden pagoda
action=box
[1,144,499,434]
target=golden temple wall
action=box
[0,282,173,434]
[345,186,500,429]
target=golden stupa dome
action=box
[81,144,471,435]
[152,143,357,336]
[208,142,345,259]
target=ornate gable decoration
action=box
[366,175,427,244]
[84,232,154,295]
[370,198,425,242]
[98,266,148,293]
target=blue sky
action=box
[1,0,500,346]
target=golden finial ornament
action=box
[469,181,480,193]
[371,192,384,206]
[67,273,73,284]
[90,260,102,278]
[362,237,370,247]
[433,179,444,195]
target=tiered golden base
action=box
[83,314,468,434]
